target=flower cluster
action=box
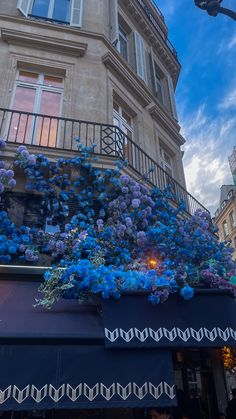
[0,139,16,194]
[0,211,38,263]
[0,140,235,307]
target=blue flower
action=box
[180,285,194,301]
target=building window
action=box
[31,0,71,22]
[9,70,63,147]
[153,63,164,105]
[223,220,229,238]
[117,26,129,61]
[112,101,134,162]
[17,0,83,27]
[229,211,236,229]
[160,148,173,177]
[150,49,178,119]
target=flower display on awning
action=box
[0,139,235,307]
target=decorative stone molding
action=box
[1,29,88,57]
[149,104,185,146]
[102,51,152,107]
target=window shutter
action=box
[150,47,158,94]
[70,0,83,27]
[167,74,178,121]
[134,32,147,84]
[17,0,31,17]
[110,0,119,45]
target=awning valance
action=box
[102,292,236,348]
[0,344,176,410]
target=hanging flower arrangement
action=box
[0,138,236,308]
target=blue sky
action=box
[155,0,236,214]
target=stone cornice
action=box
[1,28,87,57]
[148,104,185,146]
[102,51,152,107]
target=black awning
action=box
[102,291,236,347]
[0,344,176,410]
[0,280,103,340]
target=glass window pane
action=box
[10,86,36,144]
[37,90,61,147]
[163,151,172,166]
[119,35,128,61]
[18,71,39,83]
[113,102,119,113]
[12,86,36,112]
[53,0,70,22]
[39,90,61,116]
[122,110,132,126]
[113,116,119,127]
[44,75,63,88]
[31,0,50,18]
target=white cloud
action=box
[180,105,235,215]
[228,33,236,50]
[218,87,236,110]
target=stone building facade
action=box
[214,149,236,259]
[0,0,187,188]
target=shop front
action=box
[0,278,236,418]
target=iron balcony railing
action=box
[0,108,209,216]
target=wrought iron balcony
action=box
[0,108,209,216]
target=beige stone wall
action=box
[0,0,186,187]
[214,196,236,259]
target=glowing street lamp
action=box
[194,0,236,20]
[148,258,158,269]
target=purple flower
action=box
[21,150,29,159]
[121,187,128,194]
[28,155,36,165]
[125,217,132,228]
[131,199,141,209]
[0,183,4,193]
[17,145,27,152]
[120,202,127,210]
[25,248,38,262]
[8,179,16,188]
[6,170,14,178]
[120,175,130,185]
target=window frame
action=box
[229,211,236,229]
[30,0,71,23]
[112,100,136,165]
[9,69,64,146]
[17,0,84,27]
[117,25,129,62]
[160,148,174,178]
[11,70,64,115]
[113,101,134,141]
[223,220,229,238]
